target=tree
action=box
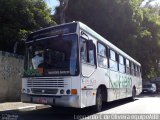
[0,0,56,54]
[54,0,69,24]
[55,0,160,79]
[140,5,160,79]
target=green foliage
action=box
[140,5,160,79]
[0,0,56,54]
[147,67,158,79]
[55,0,160,79]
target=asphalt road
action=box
[1,94,160,120]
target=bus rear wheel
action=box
[93,88,103,112]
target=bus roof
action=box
[78,22,141,66]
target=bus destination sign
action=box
[27,22,77,41]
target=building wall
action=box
[0,51,24,102]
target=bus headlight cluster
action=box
[60,89,71,94]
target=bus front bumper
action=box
[21,93,80,108]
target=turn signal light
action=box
[71,89,77,94]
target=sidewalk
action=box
[0,102,50,112]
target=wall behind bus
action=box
[0,51,24,102]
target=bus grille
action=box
[31,88,58,94]
[27,77,67,88]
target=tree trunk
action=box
[13,42,18,54]
[59,0,69,23]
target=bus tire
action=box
[93,88,103,112]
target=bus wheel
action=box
[94,88,103,112]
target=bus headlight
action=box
[60,89,64,94]
[66,89,70,94]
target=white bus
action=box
[21,22,142,112]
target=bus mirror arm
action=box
[81,31,89,40]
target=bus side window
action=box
[136,65,140,77]
[80,37,96,65]
[139,66,141,77]
[126,59,130,74]
[87,40,96,65]
[97,43,108,68]
[119,55,125,73]
[135,65,138,76]
[80,37,87,63]
[109,49,118,71]
[131,62,135,76]
[134,64,137,76]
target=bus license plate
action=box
[36,98,48,104]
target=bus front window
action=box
[24,34,78,76]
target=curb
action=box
[18,105,36,111]
[35,105,50,110]
[17,105,50,111]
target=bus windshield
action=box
[24,34,78,77]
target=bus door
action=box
[80,33,96,106]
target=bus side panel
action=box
[119,72,128,99]
[126,75,132,98]
[137,76,142,95]
[71,76,82,108]
[81,77,97,108]
[132,76,142,95]
[107,70,119,101]
[80,67,109,107]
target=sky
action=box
[142,0,160,6]
[45,0,60,14]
